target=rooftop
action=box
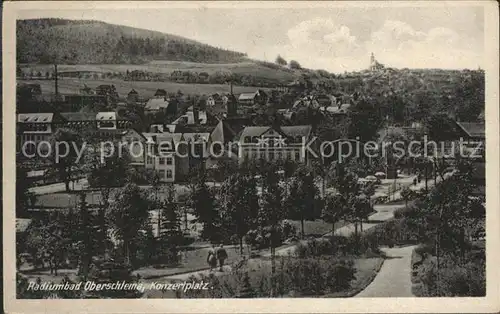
[456,122,485,139]
[238,92,257,101]
[145,98,170,111]
[240,125,312,141]
[17,113,54,123]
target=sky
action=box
[18,5,485,73]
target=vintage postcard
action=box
[3,1,499,313]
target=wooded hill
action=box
[17,18,247,64]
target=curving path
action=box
[355,245,416,297]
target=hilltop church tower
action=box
[369,53,385,71]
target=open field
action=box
[18,78,273,98]
[19,60,297,81]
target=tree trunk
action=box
[239,237,244,255]
[300,218,305,239]
[65,180,70,192]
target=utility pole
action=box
[54,63,59,101]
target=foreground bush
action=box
[412,249,486,297]
[181,255,357,298]
[294,233,381,259]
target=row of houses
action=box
[16,110,316,183]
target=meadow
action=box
[19,59,297,81]
[19,78,273,98]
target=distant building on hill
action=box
[369,53,385,71]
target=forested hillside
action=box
[17,18,247,64]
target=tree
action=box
[192,179,219,242]
[289,60,301,70]
[363,183,376,207]
[159,187,184,265]
[107,183,152,266]
[218,173,259,254]
[47,128,84,192]
[259,164,286,297]
[352,196,372,233]
[284,166,319,238]
[275,55,287,66]
[400,186,414,208]
[322,194,348,234]
[72,193,103,279]
[84,142,131,188]
[25,213,71,275]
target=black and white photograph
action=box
[3,1,499,312]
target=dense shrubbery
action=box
[412,248,485,297]
[294,234,382,259]
[182,255,357,298]
[244,221,297,250]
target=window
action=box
[166,170,173,179]
[166,157,173,165]
[277,152,283,159]
[295,151,301,161]
[159,158,165,165]
[158,170,165,178]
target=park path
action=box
[146,173,450,287]
[355,245,416,297]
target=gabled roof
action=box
[128,89,138,95]
[239,126,271,139]
[239,92,257,101]
[145,98,170,110]
[121,129,147,141]
[16,218,32,233]
[154,89,167,96]
[17,113,54,123]
[239,125,312,142]
[281,125,312,138]
[456,122,485,139]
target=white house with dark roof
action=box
[238,125,313,165]
[17,113,60,153]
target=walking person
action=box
[207,245,217,272]
[216,244,228,272]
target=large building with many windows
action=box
[237,125,314,165]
